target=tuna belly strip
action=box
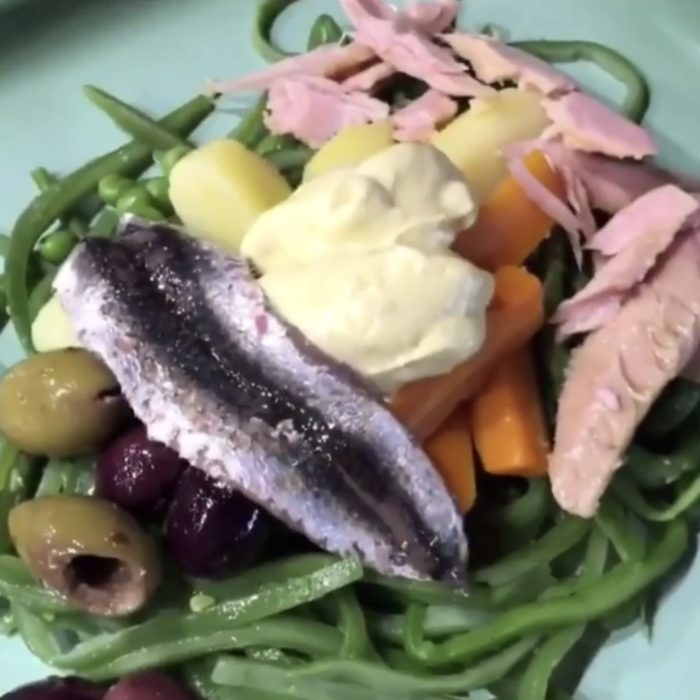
[550,232,700,517]
[553,185,700,338]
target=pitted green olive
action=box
[9,495,161,617]
[0,349,127,457]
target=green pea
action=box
[115,187,153,214]
[144,176,172,212]
[98,174,135,206]
[159,145,192,175]
[123,203,166,222]
[38,229,79,266]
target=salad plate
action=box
[1,0,700,698]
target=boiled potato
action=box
[170,139,292,253]
[431,89,549,203]
[31,296,80,353]
[303,121,394,181]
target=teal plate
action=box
[1,0,699,695]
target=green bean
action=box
[6,94,214,352]
[228,94,270,148]
[55,557,361,675]
[482,478,551,537]
[517,525,610,700]
[266,147,314,172]
[364,564,555,611]
[492,677,574,700]
[63,617,343,681]
[158,144,193,175]
[0,609,16,637]
[144,176,172,211]
[256,133,302,156]
[194,554,343,601]
[516,626,583,700]
[369,604,491,644]
[0,556,73,614]
[541,232,568,318]
[625,413,700,489]
[115,186,154,213]
[595,498,646,562]
[324,589,369,658]
[0,233,9,258]
[28,271,56,321]
[98,174,135,206]
[613,473,700,522]
[89,208,120,239]
[84,85,192,150]
[214,634,539,696]
[404,520,686,667]
[36,458,94,497]
[31,168,89,239]
[639,379,700,442]
[245,647,299,665]
[12,603,61,664]
[30,167,55,192]
[38,229,79,265]
[580,526,611,581]
[512,40,650,123]
[0,439,22,553]
[308,14,344,50]
[254,0,297,63]
[474,516,589,586]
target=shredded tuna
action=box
[559,164,597,240]
[506,154,584,265]
[550,231,700,517]
[342,0,494,98]
[402,0,460,34]
[543,93,656,160]
[206,43,375,94]
[553,186,699,339]
[265,75,390,148]
[343,61,396,91]
[393,89,458,142]
[441,33,576,95]
[342,0,459,34]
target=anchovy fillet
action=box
[55,218,468,582]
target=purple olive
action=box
[96,426,186,515]
[1,677,103,700]
[104,673,191,700]
[166,468,269,578]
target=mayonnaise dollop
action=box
[242,143,494,393]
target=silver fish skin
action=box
[55,218,468,583]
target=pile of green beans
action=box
[0,11,696,700]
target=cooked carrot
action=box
[470,349,550,478]
[393,266,544,441]
[453,150,565,271]
[425,405,477,513]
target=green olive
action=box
[9,495,161,616]
[0,349,127,457]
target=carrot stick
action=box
[393,266,544,441]
[425,405,477,513]
[470,349,550,478]
[453,150,564,271]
